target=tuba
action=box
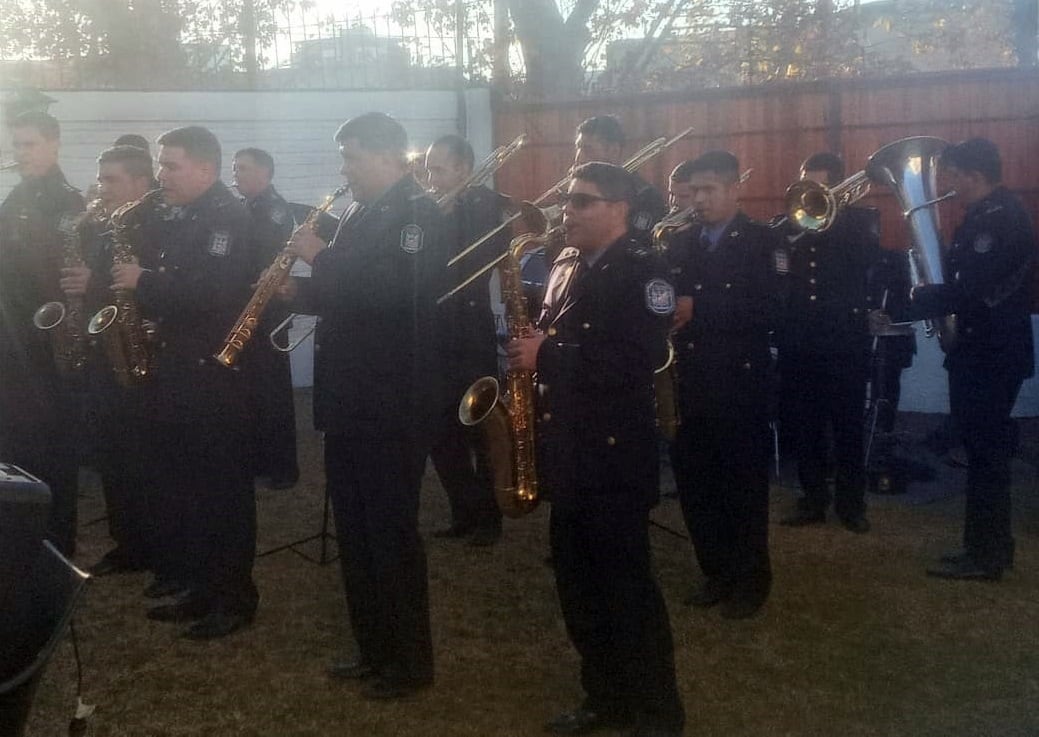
[214,184,350,367]
[87,190,163,386]
[865,136,957,350]
[456,226,552,518]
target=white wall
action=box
[0,87,494,387]
[898,316,1039,417]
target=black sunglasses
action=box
[559,193,620,209]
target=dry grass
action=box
[24,397,1039,737]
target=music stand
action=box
[257,486,337,566]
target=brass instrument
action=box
[32,202,101,375]
[435,135,526,212]
[865,136,958,349]
[214,184,350,367]
[458,228,550,518]
[449,126,696,268]
[784,170,872,233]
[0,161,18,171]
[87,190,163,386]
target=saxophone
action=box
[87,190,163,387]
[213,183,350,367]
[650,208,692,442]
[457,230,547,518]
[32,201,102,375]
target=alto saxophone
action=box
[87,190,163,387]
[456,230,547,518]
[33,201,102,375]
[213,184,350,367]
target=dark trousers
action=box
[550,503,684,733]
[251,345,299,482]
[0,420,78,557]
[674,411,771,592]
[430,408,500,531]
[325,434,433,685]
[949,364,1024,570]
[784,359,869,519]
[148,420,258,615]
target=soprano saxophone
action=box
[213,184,350,367]
[87,190,163,386]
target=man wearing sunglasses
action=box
[508,162,684,737]
[667,150,779,620]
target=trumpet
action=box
[449,126,696,268]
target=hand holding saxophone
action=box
[59,265,92,297]
[111,259,144,291]
[505,331,546,373]
[286,225,326,265]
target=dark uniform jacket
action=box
[243,185,295,330]
[0,167,85,428]
[772,206,880,363]
[291,175,447,439]
[441,184,509,390]
[134,181,254,422]
[534,235,674,511]
[629,175,668,245]
[908,186,1036,379]
[668,211,779,417]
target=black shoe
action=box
[682,578,731,608]
[89,553,144,577]
[360,677,431,701]
[839,515,871,534]
[545,707,633,735]
[267,475,299,490]
[780,509,826,527]
[328,658,377,680]
[143,578,188,599]
[432,522,474,539]
[147,597,208,623]
[926,557,1002,582]
[467,526,501,547]
[181,610,252,640]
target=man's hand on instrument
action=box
[672,296,693,331]
[111,262,144,291]
[59,266,91,297]
[506,332,547,373]
[275,276,299,302]
[287,227,325,266]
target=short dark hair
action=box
[669,160,697,183]
[576,115,626,147]
[97,145,155,180]
[571,161,636,205]
[157,126,222,170]
[942,137,1002,184]
[430,134,474,173]
[234,147,275,178]
[687,150,740,183]
[801,152,844,183]
[114,134,151,153]
[9,111,60,141]
[334,112,407,156]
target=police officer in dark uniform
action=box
[62,145,158,575]
[774,152,879,533]
[573,115,668,247]
[282,112,447,699]
[113,126,259,638]
[232,147,300,489]
[0,111,85,556]
[875,138,1036,581]
[508,162,684,737]
[667,151,778,619]
[425,134,505,546]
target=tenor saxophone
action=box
[456,230,547,518]
[213,184,350,367]
[87,190,163,387]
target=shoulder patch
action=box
[973,232,995,254]
[400,223,424,253]
[632,210,653,231]
[774,248,790,275]
[208,229,232,257]
[645,278,676,316]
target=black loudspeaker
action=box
[0,463,89,737]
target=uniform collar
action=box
[182,180,232,215]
